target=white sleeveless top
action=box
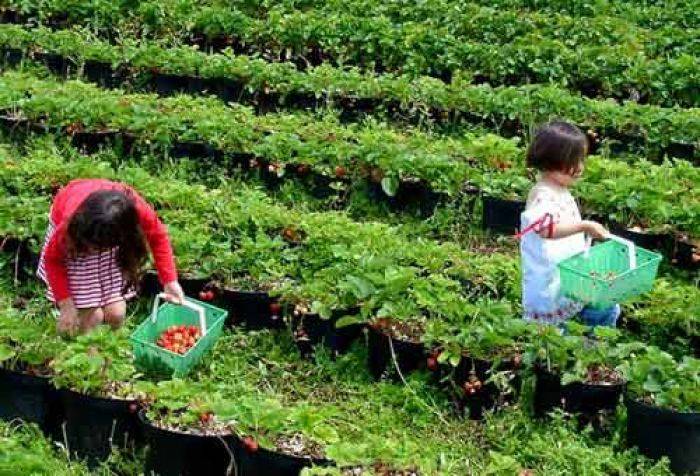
[520,180,585,323]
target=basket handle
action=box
[151,293,208,336]
[582,233,636,270]
[608,234,637,270]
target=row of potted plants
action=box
[1,137,698,342]
[304,0,695,58]
[463,0,696,29]
[1,138,698,359]
[0,1,696,107]
[0,262,696,474]
[0,24,698,154]
[1,69,698,245]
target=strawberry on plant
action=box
[242,436,259,453]
[334,165,346,178]
[427,356,438,371]
[269,302,281,316]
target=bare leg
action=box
[78,307,104,333]
[103,300,127,330]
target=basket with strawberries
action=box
[130,294,228,377]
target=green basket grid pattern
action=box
[129,298,228,378]
[558,240,662,309]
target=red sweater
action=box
[43,179,178,301]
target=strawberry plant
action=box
[618,347,700,412]
[50,327,140,398]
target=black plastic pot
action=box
[83,60,122,89]
[451,356,519,420]
[139,411,241,476]
[57,389,143,466]
[367,319,426,380]
[0,366,60,433]
[367,180,444,218]
[237,444,332,476]
[33,52,67,75]
[0,236,38,280]
[211,77,246,103]
[609,225,673,254]
[170,140,220,160]
[673,238,699,271]
[70,130,125,155]
[534,367,624,417]
[626,397,700,475]
[221,289,284,330]
[1,47,23,67]
[481,195,525,234]
[152,72,191,96]
[292,309,365,358]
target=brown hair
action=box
[67,189,147,293]
[526,121,588,174]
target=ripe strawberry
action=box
[426,356,438,371]
[334,165,346,178]
[269,302,281,316]
[242,436,259,453]
[199,290,214,301]
[512,354,522,368]
[296,164,310,176]
[199,412,213,424]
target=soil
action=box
[583,364,624,385]
[150,414,236,437]
[274,432,326,459]
[371,317,425,343]
[342,463,420,475]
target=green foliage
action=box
[619,347,700,412]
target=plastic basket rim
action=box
[558,242,662,282]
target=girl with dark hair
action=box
[518,121,619,327]
[37,179,184,335]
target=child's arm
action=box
[539,220,608,240]
[130,191,179,291]
[43,228,79,335]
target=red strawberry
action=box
[426,356,438,371]
[334,165,346,178]
[513,354,522,368]
[199,412,213,424]
[296,164,310,176]
[269,302,281,316]
[242,436,259,453]
[199,290,214,301]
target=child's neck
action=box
[540,172,569,190]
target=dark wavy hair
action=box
[67,189,147,292]
[526,121,588,174]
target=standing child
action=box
[38,179,185,335]
[519,121,620,327]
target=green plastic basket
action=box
[558,235,662,309]
[130,294,227,377]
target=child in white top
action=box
[519,121,620,327]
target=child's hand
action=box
[582,220,609,240]
[57,299,79,336]
[163,281,185,305]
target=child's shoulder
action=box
[526,181,560,206]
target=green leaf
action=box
[0,343,15,362]
[380,176,399,197]
[334,314,365,328]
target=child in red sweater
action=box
[37,179,184,335]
